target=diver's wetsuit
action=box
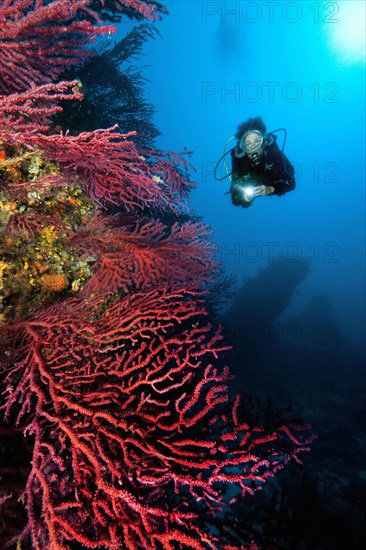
[230,137,295,207]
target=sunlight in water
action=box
[327,0,366,63]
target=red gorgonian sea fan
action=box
[0,87,195,214]
[0,0,114,94]
[71,214,218,294]
[33,128,196,212]
[0,0,161,95]
[0,290,313,549]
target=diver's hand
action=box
[242,192,254,203]
[254,185,275,196]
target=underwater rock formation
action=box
[223,256,311,350]
[0,1,313,548]
[289,293,344,350]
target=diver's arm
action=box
[272,179,294,196]
[271,151,296,196]
[264,142,295,196]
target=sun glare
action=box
[327,1,366,63]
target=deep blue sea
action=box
[135,0,366,356]
[114,1,366,547]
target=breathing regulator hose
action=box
[213,128,287,183]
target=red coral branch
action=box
[0,290,312,548]
[0,81,83,135]
[0,0,116,94]
[1,113,194,213]
[113,0,161,21]
[0,0,162,95]
[71,214,218,294]
[34,128,195,212]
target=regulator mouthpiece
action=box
[249,152,262,166]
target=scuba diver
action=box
[215,116,295,208]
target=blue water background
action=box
[116,0,365,356]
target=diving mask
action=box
[234,130,264,165]
[239,130,264,154]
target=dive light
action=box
[242,184,256,202]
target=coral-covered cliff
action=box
[0,2,313,548]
